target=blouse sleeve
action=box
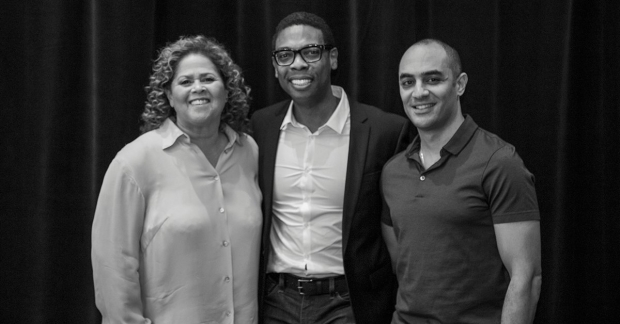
[91,158,151,324]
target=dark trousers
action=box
[263,273,356,324]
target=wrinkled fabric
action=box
[92,119,262,324]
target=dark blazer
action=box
[250,99,411,324]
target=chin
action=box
[411,116,437,130]
[289,91,314,102]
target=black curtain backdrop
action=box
[2,0,619,323]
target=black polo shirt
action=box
[381,115,540,324]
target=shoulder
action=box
[114,130,162,169]
[99,132,162,189]
[228,133,260,170]
[250,100,289,139]
[472,129,539,221]
[350,102,411,145]
[352,102,406,120]
[251,100,289,120]
[351,102,413,154]
[351,101,408,127]
[469,127,533,179]
[383,147,410,172]
[238,132,259,153]
[471,127,518,160]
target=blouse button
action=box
[420,175,426,181]
[219,207,225,213]
[222,241,229,247]
[214,176,219,181]
[224,276,230,283]
[226,311,231,316]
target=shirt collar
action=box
[442,114,478,155]
[159,118,242,150]
[280,85,350,134]
[406,114,478,158]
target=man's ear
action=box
[456,72,468,97]
[272,59,279,78]
[329,47,338,70]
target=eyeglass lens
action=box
[275,46,323,65]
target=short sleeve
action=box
[483,145,540,224]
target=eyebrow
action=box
[176,72,217,78]
[399,70,446,79]
[275,45,299,50]
[275,44,321,51]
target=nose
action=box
[191,80,206,92]
[289,52,308,70]
[412,84,429,99]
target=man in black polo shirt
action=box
[381,39,542,323]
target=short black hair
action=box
[412,38,462,78]
[272,12,336,49]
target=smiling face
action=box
[272,24,337,106]
[166,53,228,132]
[398,42,467,133]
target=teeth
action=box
[415,104,434,109]
[291,79,311,85]
[191,99,210,105]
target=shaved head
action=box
[407,39,462,78]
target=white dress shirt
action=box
[92,118,262,324]
[268,86,351,277]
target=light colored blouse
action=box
[92,118,262,324]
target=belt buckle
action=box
[297,278,313,295]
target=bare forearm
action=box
[501,274,542,324]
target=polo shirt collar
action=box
[280,85,350,134]
[442,114,478,156]
[406,114,478,158]
[159,117,241,150]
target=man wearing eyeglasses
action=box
[250,11,411,324]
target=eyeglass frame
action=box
[272,44,335,66]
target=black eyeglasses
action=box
[272,44,334,66]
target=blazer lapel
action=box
[260,102,289,248]
[342,102,369,254]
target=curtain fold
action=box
[2,0,618,322]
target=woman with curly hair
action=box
[92,35,262,323]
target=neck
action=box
[419,113,465,154]
[176,119,222,144]
[292,90,339,133]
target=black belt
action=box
[268,273,348,296]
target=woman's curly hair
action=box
[140,35,251,134]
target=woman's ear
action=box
[165,89,174,108]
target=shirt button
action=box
[226,311,231,316]
[420,175,426,181]
[219,207,225,213]
[224,276,230,283]
[222,241,229,247]
[214,176,219,181]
